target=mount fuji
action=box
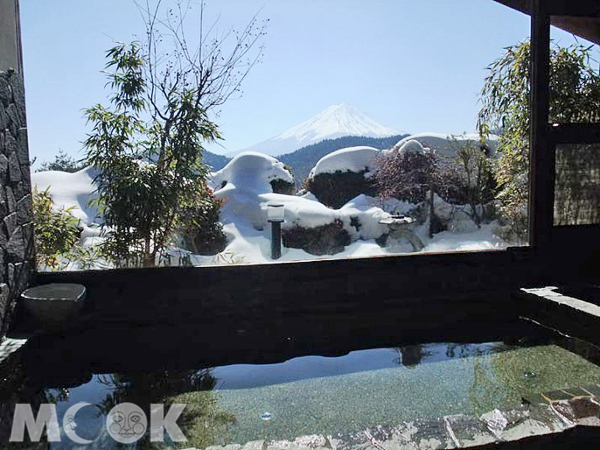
[232,104,400,157]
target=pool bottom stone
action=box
[199,399,600,450]
[14,340,600,449]
[181,344,600,445]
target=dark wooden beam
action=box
[493,0,529,16]
[493,0,600,45]
[544,0,600,18]
[551,16,600,47]
[529,0,553,251]
[494,0,600,17]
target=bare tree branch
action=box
[134,0,266,117]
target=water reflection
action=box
[0,357,51,448]
[4,335,600,447]
[396,342,509,369]
[395,344,431,367]
[95,369,236,448]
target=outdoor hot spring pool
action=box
[4,321,600,448]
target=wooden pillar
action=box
[0,0,23,73]
[529,0,552,251]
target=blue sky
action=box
[19,1,597,166]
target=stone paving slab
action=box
[443,414,496,448]
[523,383,600,403]
[582,384,600,397]
[521,286,600,318]
[385,419,455,449]
[0,336,26,363]
[562,386,594,398]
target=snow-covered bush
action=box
[305,170,377,209]
[282,219,351,255]
[32,166,100,224]
[270,178,296,195]
[305,146,379,209]
[278,195,390,255]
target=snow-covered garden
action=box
[24,0,600,272]
[32,133,508,271]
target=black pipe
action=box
[270,221,282,259]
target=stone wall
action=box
[0,69,34,337]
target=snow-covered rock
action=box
[395,139,427,155]
[212,153,391,259]
[308,146,380,179]
[210,151,293,195]
[32,166,100,225]
[448,209,480,233]
[338,194,391,241]
[432,194,482,233]
[433,193,455,223]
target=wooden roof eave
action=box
[493,0,600,46]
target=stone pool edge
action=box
[196,394,600,450]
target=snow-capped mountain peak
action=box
[278,103,399,142]
[233,104,400,157]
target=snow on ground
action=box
[390,133,500,158]
[308,146,379,178]
[31,150,506,270]
[421,221,504,252]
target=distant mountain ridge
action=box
[202,150,230,172]
[231,104,401,157]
